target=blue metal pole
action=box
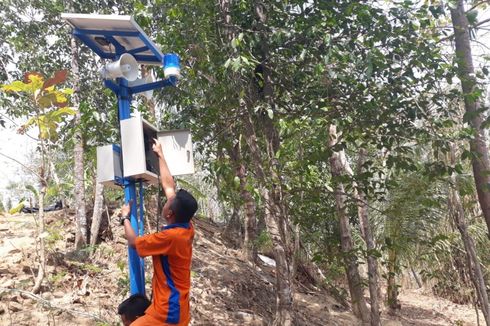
[70,25,179,298]
[118,78,145,295]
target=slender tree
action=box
[354,149,381,325]
[89,180,104,247]
[70,29,88,249]
[328,124,370,324]
[1,71,75,293]
[448,144,490,325]
[450,0,490,237]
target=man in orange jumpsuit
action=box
[120,139,198,325]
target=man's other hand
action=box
[121,202,131,217]
[120,201,137,247]
[152,138,164,158]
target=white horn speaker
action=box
[99,53,139,81]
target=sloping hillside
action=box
[0,211,349,325]
[0,211,483,325]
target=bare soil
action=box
[382,288,484,326]
[0,211,484,325]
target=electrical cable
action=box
[138,180,145,295]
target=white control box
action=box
[96,144,123,187]
[120,116,195,185]
[120,116,159,184]
[158,129,195,177]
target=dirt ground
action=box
[0,211,485,325]
[384,288,485,326]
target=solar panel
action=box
[61,13,163,66]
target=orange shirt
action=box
[135,222,194,325]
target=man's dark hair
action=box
[171,189,198,223]
[117,294,150,319]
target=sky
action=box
[0,4,490,207]
[0,121,36,204]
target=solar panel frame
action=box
[61,13,164,66]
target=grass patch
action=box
[49,271,67,284]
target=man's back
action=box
[134,222,194,325]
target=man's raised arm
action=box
[152,138,176,199]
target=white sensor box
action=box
[158,129,195,177]
[120,116,195,185]
[96,144,123,187]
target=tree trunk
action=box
[89,180,104,248]
[228,143,257,260]
[238,162,257,261]
[242,110,294,325]
[32,184,46,294]
[49,159,67,220]
[328,124,370,324]
[450,0,490,238]
[218,0,293,322]
[386,247,400,311]
[340,146,381,321]
[261,109,294,325]
[410,266,422,289]
[218,0,233,43]
[71,34,87,249]
[291,135,305,282]
[262,190,294,326]
[449,145,490,325]
[235,146,258,260]
[218,0,258,262]
[32,141,47,294]
[355,148,381,326]
[223,202,242,247]
[291,222,301,282]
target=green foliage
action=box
[68,260,103,274]
[25,184,38,198]
[82,263,102,274]
[117,274,130,295]
[143,1,477,296]
[46,220,64,249]
[49,271,67,285]
[0,196,5,213]
[8,200,25,214]
[254,230,273,253]
[1,71,74,141]
[117,260,126,273]
[383,172,443,249]
[0,0,128,209]
[175,178,205,200]
[95,322,112,326]
[0,0,488,311]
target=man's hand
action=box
[153,138,176,199]
[121,202,131,217]
[152,138,164,159]
[120,201,136,248]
